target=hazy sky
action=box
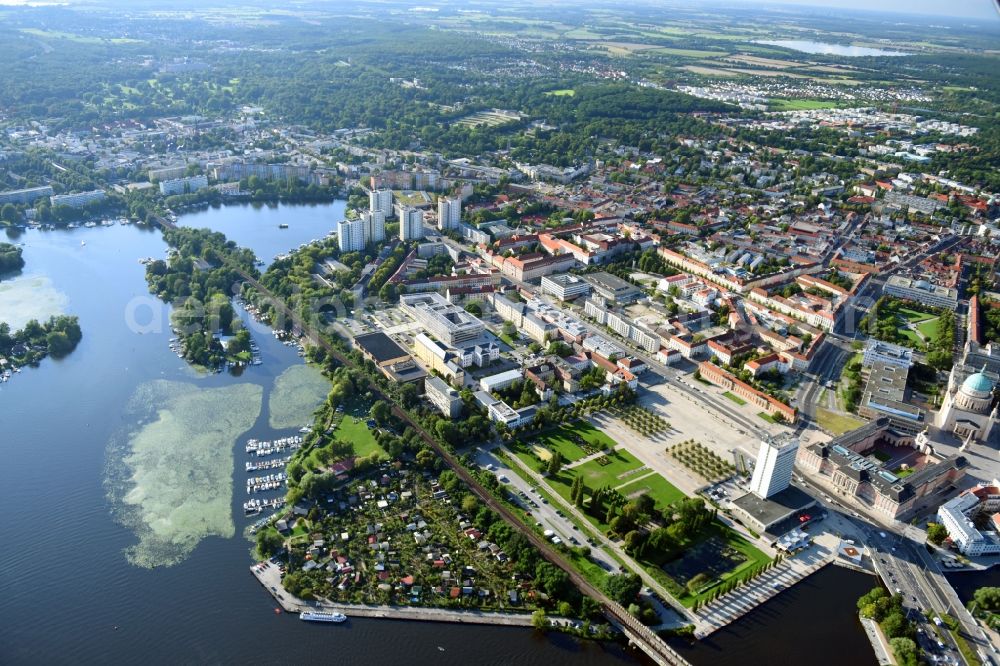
[748,0,998,20]
[0,0,997,20]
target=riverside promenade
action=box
[252,561,536,626]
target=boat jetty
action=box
[245,435,302,457]
[244,497,286,516]
[246,456,291,472]
[247,473,286,494]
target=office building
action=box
[862,339,914,369]
[369,188,394,218]
[884,276,958,310]
[937,481,1000,556]
[425,375,464,418]
[437,196,461,231]
[540,273,591,301]
[399,206,425,241]
[400,292,485,346]
[480,369,524,393]
[749,435,799,499]
[337,218,366,252]
[582,272,643,304]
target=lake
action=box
[0,202,878,665]
[757,40,910,57]
[178,200,348,265]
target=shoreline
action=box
[250,561,541,627]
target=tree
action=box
[546,451,563,476]
[603,573,642,606]
[889,637,918,666]
[926,522,948,546]
[369,400,392,426]
[0,204,17,224]
[531,609,548,629]
[973,586,1000,611]
[464,301,482,317]
[461,494,479,514]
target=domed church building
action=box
[935,365,998,444]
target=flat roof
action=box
[355,331,409,364]
[732,486,817,532]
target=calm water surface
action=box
[758,39,910,57]
[1,204,876,665]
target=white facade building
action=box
[399,206,425,241]
[749,435,799,498]
[337,218,366,252]
[437,196,461,231]
[360,209,386,245]
[369,188,394,218]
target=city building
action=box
[337,218,366,252]
[425,375,463,418]
[798,419,967,520]
[884,275,958,310]
[859,362,925,434]
[360,209,386,245]
[935,366,998,444]
[370,188,394,218]
[862,339,914,369]
[147,165,188,182]
[936,480,1000,556]
[540,273,591,301]
[480,369,524,393]
[400,292,485,346]
[749,435,799,499]
[437,196,461,231]
[353,331,427,385]
[412,332,466,385]
[0,186,53,206]
[582,272,643,304]
[697,361,796,423]
[159,174,208,196]
[399,206,425,241]
[49,189,106,208]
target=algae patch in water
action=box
[0,274,68,330]
[106,380,263,568]
[268,364,330,430]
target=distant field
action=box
[725,54,801,68]
[651,47,728,58]
[21,28,141,44]
[544,88,576,96]
[683,65,741,78]
[769,99,843,111]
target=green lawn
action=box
[815,407,865,435]
[544,88,576,96]
[334,415,387,459]
[514,420,616,471]
[898,328,923,347]
[546,448,646,504]
[916,317,942,339]
[768,98,842,110]
[899,307,934,324]
[723,391,747,406]
[758,411,779,423]
[616,473,685,508]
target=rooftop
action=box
[355,331,410,364]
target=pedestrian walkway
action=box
[693,540,837,638]
[860,617,895,665]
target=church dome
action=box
[962,370,995,397]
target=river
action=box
[0,203,877,665]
